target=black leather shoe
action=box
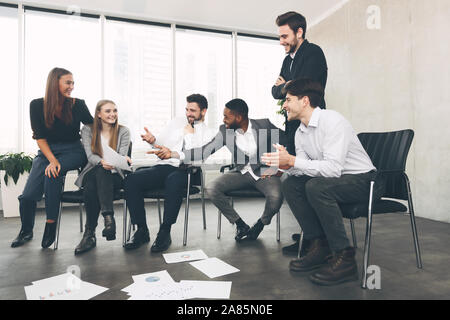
[292,233,301,242]
[310,247,358,286]
[102,214,116,241]
[124,227,150,250]
[234,223,250,242]
[246,220,264,240]
[289,238,332,272]
[11,229,33,248]
[282,238,311,257]
[282,241,299,255]
[41,222,57,248]
[74,228,96,255]
[150,229,172,253]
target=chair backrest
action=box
[128,141,133,157]
[358,129,414,200]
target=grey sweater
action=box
[75,125,131,187]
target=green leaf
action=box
[0,152,35,186]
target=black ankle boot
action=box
[11,229,33,248]
[74,228,96,255]
[102,214,116,241]
[41,222,57,248]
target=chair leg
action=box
[122,199,127,247]
[183,174,191,246]
[157,199,162,225]
[217,210,222,239]
[404,174,423,269]
[350,219,358,248]
[361,181,375,289]
[276,211,280,242]
[54,176,66,250]
[79,203,83,233]
[297,230,304,259]
[201,171,206,230]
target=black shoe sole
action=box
[309,273,358,286]
[150,239,172,253]
[74,243,96,255]
[289,262,327,273]
[102,229,116,241]
[124,237,150,250]
[41,238,56,249]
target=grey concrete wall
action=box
[308,0,450,222]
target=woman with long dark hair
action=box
[11,67,93,249]
[74,100,131,255]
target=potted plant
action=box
[0,152,34,218]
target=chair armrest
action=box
[220,164,235,173]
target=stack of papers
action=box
[122,270,232,300]
[24,273,108,300]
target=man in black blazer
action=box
[272,11,328,255]
[156,98,285,241]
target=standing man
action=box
[155,99,285,242]
[262,79,378,286]
[272,11,328,254]
[124,94,215,253]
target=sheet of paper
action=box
[25,273,108,300]
[126,282,196,300]
[189,257,240,279]
[163,249,208,264]
[180,280,232,299]
[131,270,175,286]
[102,140,131,171]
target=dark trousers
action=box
[124,165,189,229]
[285,119,300,156]
[282,172,377,252]
[82,166,123,230]
[18,141,87,232]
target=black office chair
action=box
[54,142,132,250]
[338,129,422,288]
[216,164,281,241]
[123,165,206,246]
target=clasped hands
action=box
[260,144,295,178]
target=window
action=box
[176,29,232,129]
[237,35,285,129]
[104,19,172,157]
[23,10,101,153]
[0,6,19,153]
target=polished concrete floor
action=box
[1,198,449,300]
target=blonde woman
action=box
[12,67,93,249]
[74,100,131,255]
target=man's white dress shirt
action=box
[288,108,375,178]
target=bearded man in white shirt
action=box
[262,78,379,286]
[124,94,215,253]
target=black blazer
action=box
[182,119,286,176]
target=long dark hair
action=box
[43,67,73,128]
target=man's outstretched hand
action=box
[147,144,172,160]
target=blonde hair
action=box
[91,99,121,157]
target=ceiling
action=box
[7,0,348,36]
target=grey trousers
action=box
[206,171,283,225]
[282,172,376,252]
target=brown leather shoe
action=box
[309,247,358,286]
[289,238,332,272]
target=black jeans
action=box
[124,165,189,229]
[282,171,378,252]
[82,166,123,230]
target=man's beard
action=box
[187,114,202,124]
[288,39,298,54]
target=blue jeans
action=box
[18,141,87,232]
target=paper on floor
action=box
[189,257,240,278]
